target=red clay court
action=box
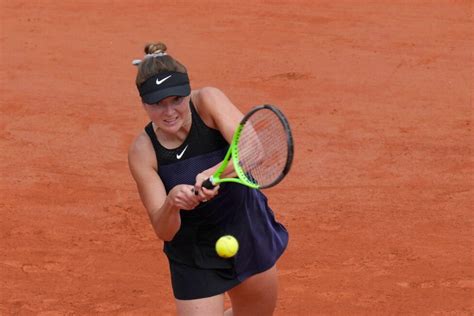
[1,1,472,315]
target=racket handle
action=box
[202,178,215,190]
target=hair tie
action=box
[131,51,168,66]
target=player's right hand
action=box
[168,184,201,210]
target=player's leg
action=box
[227,265,278,316]
[175,293,225,316]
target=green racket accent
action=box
[231,125,260,189]
[207,123,259,189]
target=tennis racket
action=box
[202,104,294,190]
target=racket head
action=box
[232,105,294,189]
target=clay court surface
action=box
[1,1,472,315]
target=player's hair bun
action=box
[135,41,187,86]
[145,42,168,55]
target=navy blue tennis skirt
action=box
[164,184,289,300]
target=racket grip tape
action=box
[202,178,215,190]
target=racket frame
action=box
[206,104,293,189]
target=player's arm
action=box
[128,133,200,241]
[193,87,243,183]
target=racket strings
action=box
[237,109,289,187]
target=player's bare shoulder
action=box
[128,131,157,175]
[194,86,229,108]
[192,87,242,129]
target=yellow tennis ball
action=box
[215,235,239,258]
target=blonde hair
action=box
[135,42,187,87]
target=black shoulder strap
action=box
[144,122,161,165]
[189,100,207,129]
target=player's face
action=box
[143,95,190,133]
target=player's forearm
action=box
[203,160,236,180]
[149,199,181,241]
[221,160,237,178]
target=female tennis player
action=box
[128,42,288,316]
